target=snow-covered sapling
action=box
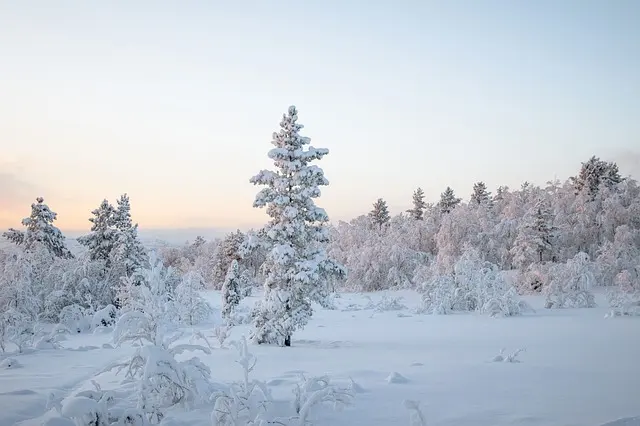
[211,336,272,425]
[174,271,213,326]
[213,325,231,349]
[291,374,354,425]
[403,399,427,426]
[221,260,247,324]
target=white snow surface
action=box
[1,290,638,426]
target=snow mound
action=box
[42,417,75,426]
[0,358,22,369]
[601,417,640,426]
[102,343,114,349]
[386,372,409,384]
[61,396,99,418]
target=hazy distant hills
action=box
[0,227,235,254]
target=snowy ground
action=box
[2,290,639,426]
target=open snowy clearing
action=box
[2,290,639,426]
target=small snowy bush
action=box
[605,270,640,317]
[213,325,231,349]
[211,336,354,426]
[174,271,213,326]
[59,304,91,333]
[545,252,597,309]
[364,293,407,312]
[107,257,214,423]
[210,336,272,425]
[403,400,427,426]
[3,309,37,353]
[91,304,117,329]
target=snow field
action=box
[2,290,639,426]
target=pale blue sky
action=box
[1,1,639,231]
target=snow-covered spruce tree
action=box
[511,198,557,269]
[77,199,118,265]
[369,198,390,230]
[3,197,73,258]
[437,186,461,214]
[572,156,623,199]
[249,106,346,347]
[110,194,148,285]
[406,187,426,220]
[221,260,250,324]
[470,181,492,206]
[210,230,245,289]
[174,271,212,326]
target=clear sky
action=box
[1,0,639,233]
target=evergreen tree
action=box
[438,187,461,214]
[494,185,509,203]
[249,106,345,347]
[572,156,623,198]
[210,230,245,289]
[221,260,248,324]
[369,198,390,229]
[406,187,426,220]
[511,199,556,268]
[174,271,211,326]
[2,197,73,258]
[470,181,492,206]
[192,235,206,248]
[111,194,148,284]
[77,199,118,265]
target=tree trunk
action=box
[284,335,291,347]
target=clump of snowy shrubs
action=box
[0,309,38,353]
[605,270,640,317]
[364,293,407,312]
[491,347,526,363]
[107,254,215,423]
[417,247,532,317]
[211,335,355,426]
[544,252,597,309]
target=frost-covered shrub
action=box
[211,336,354,426]
[91,304,117,329]
[291,374,354,425]
[606,270,640,317]
[364,294,406,312]
[108,257,214,423]
[174,271,213,326]
[47,381,121,426]
[545,252,597,309]
[417,248,532,316]
[404,400,427,426]
[59,304,91,333]
[514,262,553,294]
[210,336,272,425]
[2,309,37,353]
[213,325,231,349]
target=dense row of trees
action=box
[1,108,639,350]
[330,155,639,314]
